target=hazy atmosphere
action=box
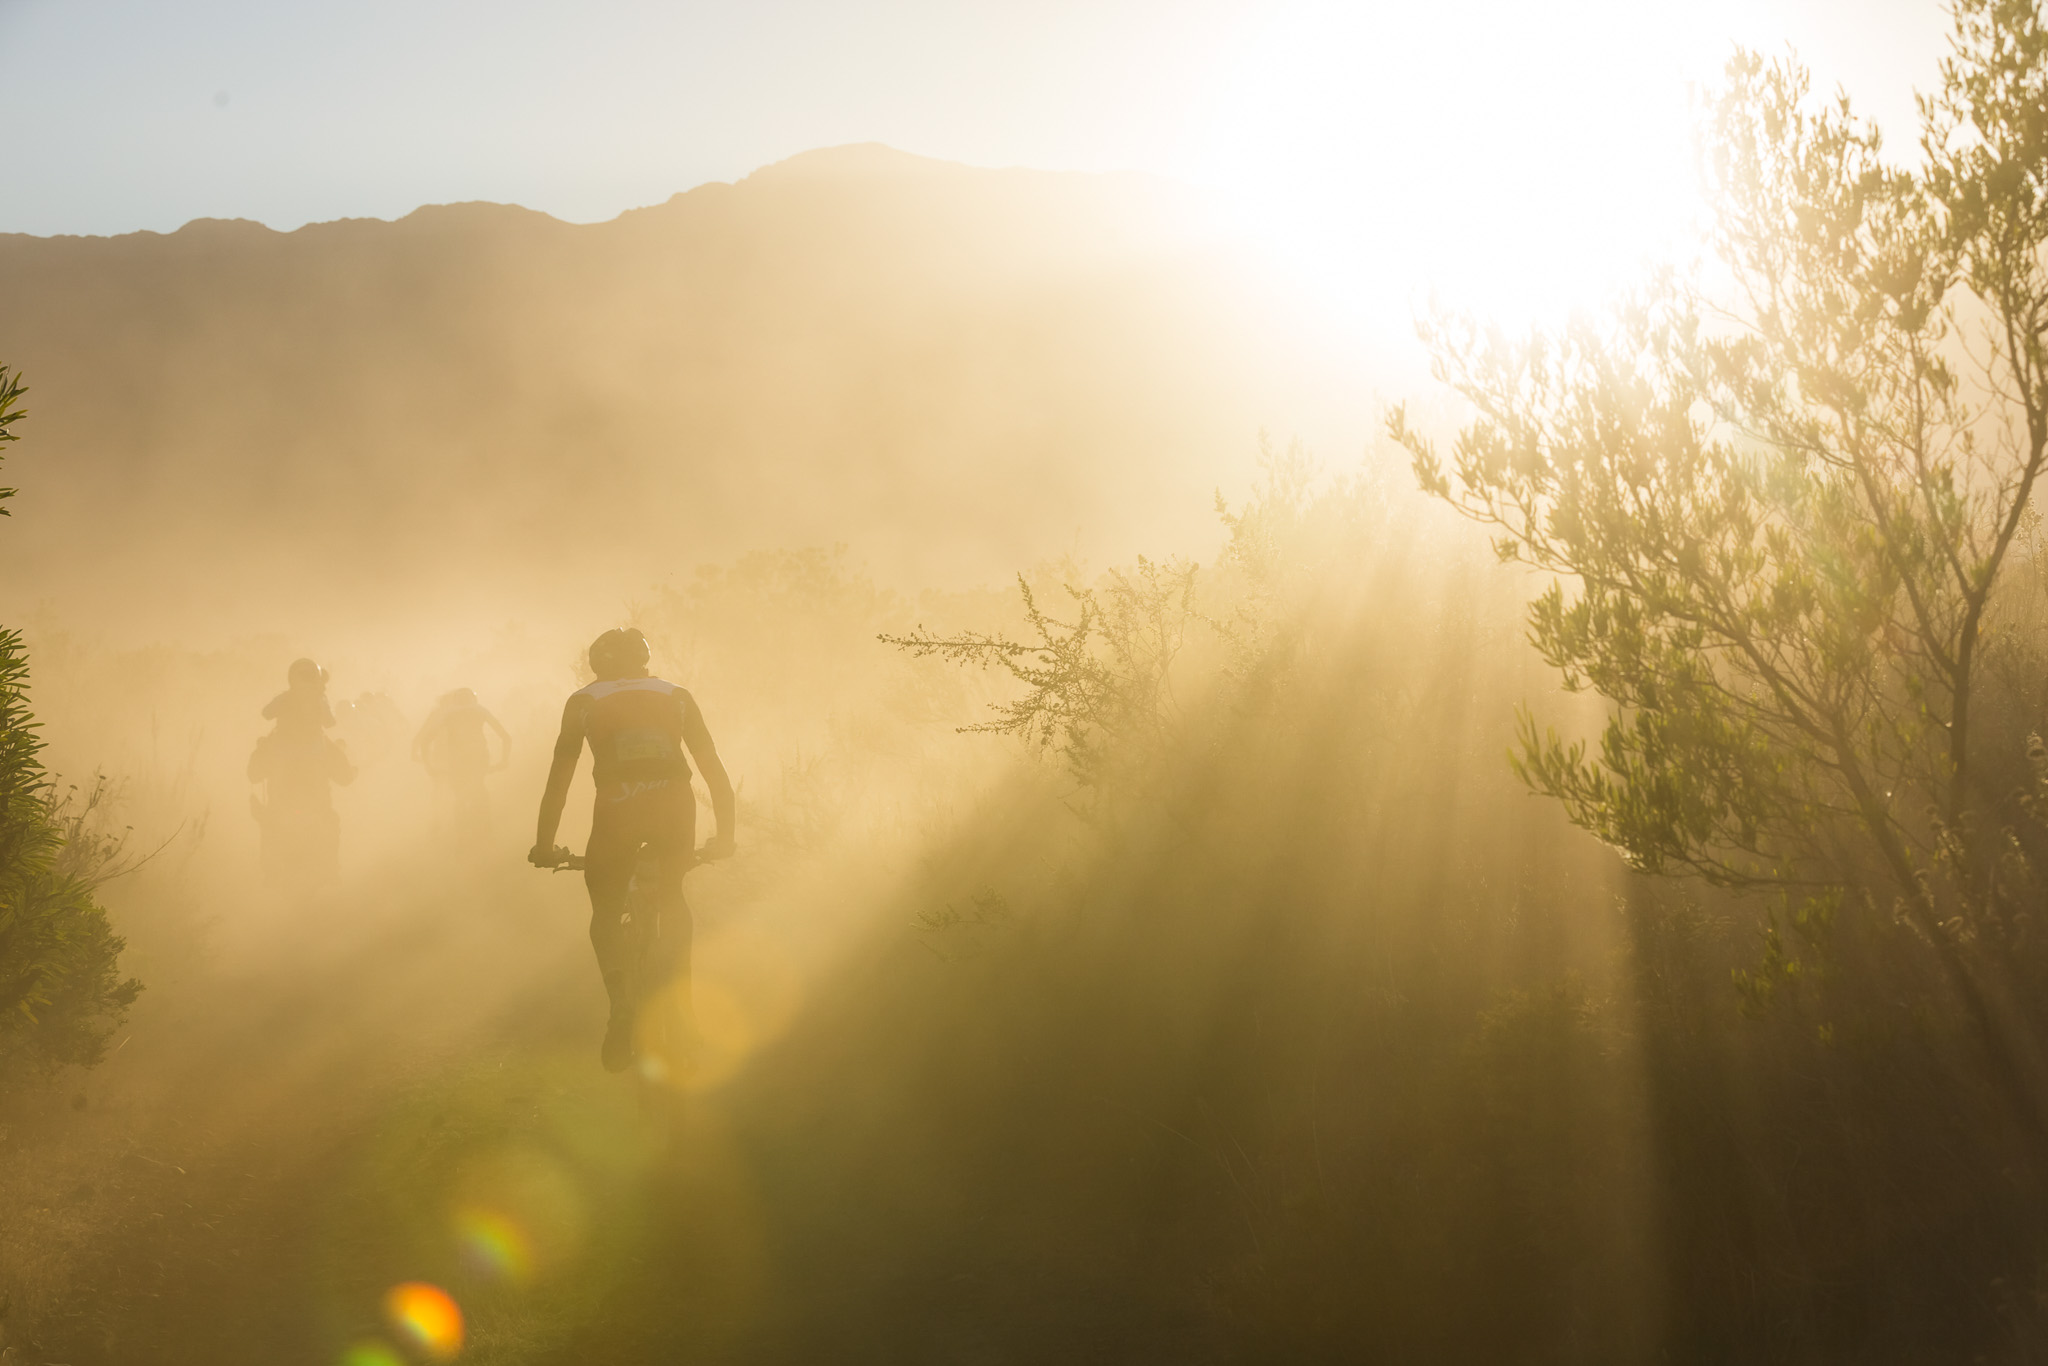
[5,2,2045,1363]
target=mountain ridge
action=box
[4,144,1193,244]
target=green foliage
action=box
[1395,2,2048,971]
[0,365,21,515]
[1731,888,1841,1014]
[0,368,142,1081]
[0,770,145,1078]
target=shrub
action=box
[0,368,141,1082]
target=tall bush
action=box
[1395,0,2048,1126]
[0,367,141,1081]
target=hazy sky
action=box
[3,0,1945,318]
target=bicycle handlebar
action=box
[533,845,725,874]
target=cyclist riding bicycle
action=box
[529,627,735,1072]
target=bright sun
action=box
[1158,0,1904,336]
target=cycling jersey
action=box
[574,677,692,792]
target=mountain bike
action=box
[534,844,724,1087]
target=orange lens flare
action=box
[384,1281,464,1359]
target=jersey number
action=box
[613,730,671,764]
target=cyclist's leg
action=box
[641,789,698,1067]
[647,852,694,1010]
[583,800,648,1072]
[583,836,636,985]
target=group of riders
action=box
[249,661,513,872]
[247,628,734,1076]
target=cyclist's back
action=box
[579,674,699,860]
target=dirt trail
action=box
[4,851,1218,1366]
[9,855,588,1363]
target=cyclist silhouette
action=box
[249,658,356,884]
[530,628,734,1072]
[414,687,510,840]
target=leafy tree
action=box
[1393,1,2048,1113]
[0,367,142,1080]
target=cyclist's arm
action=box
[531,695,587,860]
[411,710,439,767]
[681,694,736,853]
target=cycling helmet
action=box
[588,628,651,681]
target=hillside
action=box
[0,145,1371,639]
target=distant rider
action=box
[414,687,511,838]
[249,658,356,883]
[529,628,735,1071]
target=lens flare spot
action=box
[340,1343,405,1366]
[680,973,785,1094]
[385,1281,464,1359]
[454,1205,535,1285]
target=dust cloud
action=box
[0,139,2035,1366]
